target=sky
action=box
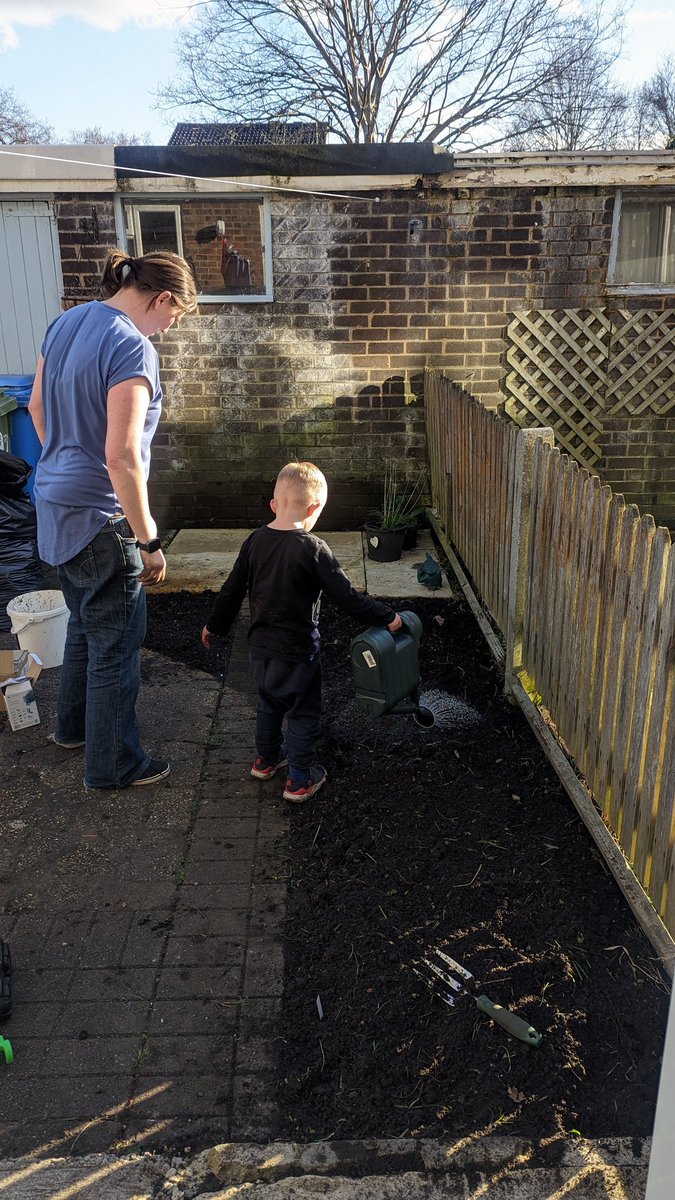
[0,0,674,146]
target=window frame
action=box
[608,188,675,295]
[114,193,274,304]
[126,204,184,258]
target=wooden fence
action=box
[425,371,519,636]
[425,369,675,960]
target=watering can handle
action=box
[476,994,542,1046]
[398,610,422,639]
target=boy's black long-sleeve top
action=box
[206,526,397,661]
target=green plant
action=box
[367,464,428,530]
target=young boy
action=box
[202,462,402,802]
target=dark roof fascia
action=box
[114,143,452,180]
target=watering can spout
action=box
[414,704,435,728]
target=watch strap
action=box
[136,537,162,553]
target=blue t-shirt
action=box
[34,301,162,566]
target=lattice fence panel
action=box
[606,308,675,415]
[504,308,675,470]
[504,309,610,469]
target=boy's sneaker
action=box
[283,765,327,803]
[251,755,288,780]
[49,734,85,749]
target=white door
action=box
[0,199,63,374]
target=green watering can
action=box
[350,611,434,727]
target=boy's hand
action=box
[387,614,403,632]
[201,625,215,649]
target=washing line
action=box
[0,147,380,203]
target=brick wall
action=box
[436,185,674,531]
[152,193,440,527]
[54,196,118,304]
[51,186,675,532]
[601,415,675,528]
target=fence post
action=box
[505,426,554,699]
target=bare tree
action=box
[635,56,675,148]
[0,88,52,145]
[504,16,628,151]
[159,0,622,148]
[68,126,152,146]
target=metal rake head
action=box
[414,947,473,1009]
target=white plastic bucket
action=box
[6,589,69,669]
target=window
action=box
[125,206,183,258]
[610,192,675,290]
[118,195,273,303]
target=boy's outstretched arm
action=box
[315,545,401,629]
[201,544,250,648]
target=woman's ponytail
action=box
[100,248,197,312]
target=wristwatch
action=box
[136,537,162,553]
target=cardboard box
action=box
[0,650,43,731]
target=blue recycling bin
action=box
[0,377,40,502]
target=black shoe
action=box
[130,759,171,786]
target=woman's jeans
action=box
[249,653,321,785]
[55,518,151,788]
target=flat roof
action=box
[1,144,675,194]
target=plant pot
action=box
[402,524,418,551]
[364,524,405,562]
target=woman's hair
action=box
[101,248,198,313]
[276,461,327,505]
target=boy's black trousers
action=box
[249,653,321,785]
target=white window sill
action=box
[197,293,273,304]
[606,285,675,296]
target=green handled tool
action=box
[0,1036,13,1064]
[419,948,542,1047]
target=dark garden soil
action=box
[145,590,234,679]
[146,589,670,1145]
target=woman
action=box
[28,249,197,789]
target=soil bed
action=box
[278,595,669,1142]
[145,590,234,679]
[146,589,669,1144]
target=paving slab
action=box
[159,528,451,599]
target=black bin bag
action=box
[0,450,44,632]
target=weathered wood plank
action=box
[594,505,640,819]
[644,551,675,911]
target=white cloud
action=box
[0,0,191,51]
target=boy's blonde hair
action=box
[276,461,326,505]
